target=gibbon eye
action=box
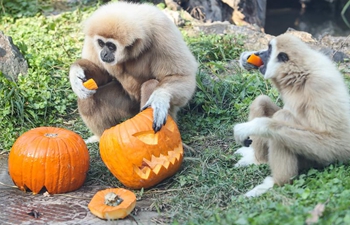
[277,52,289,62]
[106,42,116,52]
[97,39,105,48]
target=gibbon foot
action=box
[244,176,274,198]
[84,135,100,144]
[234,146,257,167]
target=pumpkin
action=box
[247,53,264,67]
[8,127,90,194]
[99,108,183,189]
[88,188,136,220]
[83,78,98,90]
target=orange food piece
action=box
[88,188,136,220]
[247,54,264,67]
[83,78,98,90]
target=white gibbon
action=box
[234,33,350,197]
[69,2,198,143]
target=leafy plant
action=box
[0,5,96,150]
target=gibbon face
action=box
[256,34,308,80]
[83,3,151,65]
[94,36,117,64]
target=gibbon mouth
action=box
[259,64,267,75]
[256,52,269,75]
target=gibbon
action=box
[69,2,198,143]
[234,33,350,197]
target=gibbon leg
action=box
[268,140,298,185]
[249,95,280,163]
[268,109,301,185]
[78,81,139,138]
[71,59,139,140]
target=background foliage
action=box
[1,1,350,224]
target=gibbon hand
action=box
[69,65,96,99]
[234,118,269,146]
[141,89,171,132]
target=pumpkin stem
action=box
[104,192,124,206]
[44,133,58,138]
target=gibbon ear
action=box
[277,52,289,62]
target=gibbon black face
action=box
[97,39,117,63]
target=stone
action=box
[0,31,28,80]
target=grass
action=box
[1,1,350,224]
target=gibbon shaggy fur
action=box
[234,33,350,197]
[69,2,198,142]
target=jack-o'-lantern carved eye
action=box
[133,131,159,145]
[99,108,183,189]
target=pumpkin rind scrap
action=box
[88,188,136,220]
[99,108,183,189]
[8,127,90,194]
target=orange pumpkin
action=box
[8,127,90,194]
[99,108,183,189]
[88,188,136,220]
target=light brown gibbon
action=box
[69,2,198,143]
[234,33,350,197]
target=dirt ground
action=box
[0,154,161,225]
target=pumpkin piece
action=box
[247,53,264,67]
[8,127,90,194]
[99,108,183,189]
[88,188,136,220]
[83,78,98,90]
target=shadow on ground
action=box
[0,155,161,225]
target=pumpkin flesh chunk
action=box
[88,188,136,220]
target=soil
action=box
[0,154,161,225]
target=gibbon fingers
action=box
[234,33,350,197]
[69,2,198,143]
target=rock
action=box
[0,31,28,80]
[163,8,196,26]
[192,22,349,65]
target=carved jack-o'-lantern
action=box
[99,108,183,189]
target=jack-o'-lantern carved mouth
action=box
[133,144,183,179]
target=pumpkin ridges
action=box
[57,129,89,192]
[56,138,68,194]
[62,133,90,190]
[9,127,89,194]
[29,135,48,194]
[9,133,39,192]
[44,136,58,194]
